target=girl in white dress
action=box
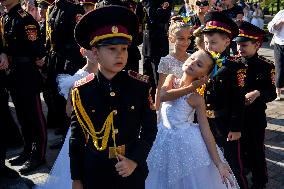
[146,50,239,189]
[155,18,206,110]
[34,49,97,189]
[251,3,264,29]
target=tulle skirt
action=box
[34,129,72,189]
[145,123,239,189]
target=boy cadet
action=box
[235,21,277,189]
[70,6,157,189]
[202,11,248,189]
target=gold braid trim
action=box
[72,88,118,155]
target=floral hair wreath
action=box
[207,51,226,77]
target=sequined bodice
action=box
[160,95,195,129]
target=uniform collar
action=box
[96,70,125,86]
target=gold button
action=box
[114,129,118,134]
[208,79,211,83]
[207,104,210,107]
[91,109,95,113]
[110,92,116,96]
[207,91,210,95]
[113,110,118,115]
[131,105,135,110]
[219,80,222,83]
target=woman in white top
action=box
[251,3,264,29]
[243,4,251,22]
[268,10,284,100]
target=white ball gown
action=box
[145,91,240,189]
[34,69,89,189]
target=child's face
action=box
[204,33,230,53]
[170,28,191,52]
[237,41,260,58]
[182,50,213,79]
[93,44,128,74]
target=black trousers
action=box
[209,118,248,189]
[0,87,9,168]
[9,89,47,160]
[43,51,82,131]
[274,43,284,88]
[241,111,268,187]
[143,56,161,100]
[82,148,147,189]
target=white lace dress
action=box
[34,70,89,189]
[158,54,186,79]
[145,82,239,189]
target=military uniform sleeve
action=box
[127,84,157,166]
[22,17,45,59]
[69,103,86,180]
[229,66,246,132]
[258,65,277,103]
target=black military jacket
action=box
[69,71,157,180]
[1,4,45,59]
[142,0,172,58]
[1,4,44,93]
[204,54,247,133]
[244,54,276,112]
[46,0,84,55]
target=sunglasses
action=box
[196,1,209,7]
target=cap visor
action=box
[233,37,251,42]
[97,37,130,46]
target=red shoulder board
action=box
[128,70,149,83]
[73,73,95,88]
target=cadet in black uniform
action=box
[70,6,157,189]
[1,0,47,174]
[235,21,277,189]
[37,0,53,48]
[202,12,248,189]
[142,0,172,99]
[0,49,19,179]
[44,0,85,139]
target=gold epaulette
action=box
[73,73,95,88]
[128,70,149,83]
[17,9,28,18]
[258,55,274,65]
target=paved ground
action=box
[0,42,283,189]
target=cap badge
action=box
[112,26,119,34]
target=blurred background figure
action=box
[23,0,40,21]
[178,0,194,17]
[243,3,251,22]
[268,10,284,101]
[221,0,243,55]
[142,0,172,99]
[43,0,85,149]
[79,0,96,12]
[251,3,264,29]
